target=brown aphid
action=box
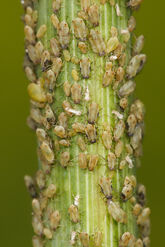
[72,18,88,41]
[77,136,86,151]
[24,175,37,198]
[24,25,35,44]
[116,67,125,83]
[79,232,89,247]
[70,231,77,245]
[126,54,146,79]
[71,69,79,81]
[115,140,123,158]
[89,29,106,56]
[58,21,70,49]
[40,141,54,164]
[68,204,80,223]
[118,80,136,98]
[32,236,43,247]
[119,232,136,247]
[80,57,91,79]
[27,45,39,65]
[102,68,114,87]
[51,14,60,30]
[133,35,144,55]
[94,231,103,247]
[78,153,87,169]
[135,239,143,247]
[114,120,125,141]
[52,57,63,78]
[107,200,127,224]
[50,38,61,57]
[36,24,47,39]
[41,50,51,71]
[72,122,85,133]
[43,228,52,239]
[102,130,112,150]
[25,66,36,82]
[71,56,80,64]
[128,16,136,32]
[58,112,68,129]
[107,152,116,171]
[99,177,112,199]
[45,69,55,92]
[32,215,43,236]
[143,237,150,247]
[85,124,97,143]
[137,184,146,206]
[52,0,62,12]
[81,0,90,12]
[35,170,46,190]
[71,83,82,104]
[120,98,128,110]
[32,199,41,217]
[59,139,70,147]
[60,151,70,167]
[50,210,61,230]
[137,208,151,226]
[130,124,143,150]
[133,203,142,216]
[43,184,56,198]
[88,154,99,171]
[107,36,119,54]
[87,5,99,27]
[127,114,137,136]
[78,42,87,53]
[63,81,71,97]
[88,102,99,124]
[127,0,143,9]
[54,125,66,138]
[130,99,145,123]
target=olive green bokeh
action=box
[0,1,164,246]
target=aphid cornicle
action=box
[81,0,90,12]
[78,153,87,169]
[99,177,113,199]
[43,228,52,239]
[51,14,60,30]
[60,151,70,167]
[85,124,97,143]
[102,130,112,150]
[80,57,91,79]
[32,215,43,236]
[24,175,37,198]
[133,35,144,55]
[119,232,136,247]
[88,102,99,124]
[128,16,136,32]
[72,18,88,41]
[24,25,35,44]
[32,236,43,247]
[68,204,80,223]
[35,170,46,190]
[58,112,68,129]
[71,83,82,104]
[58,21,70,49]
[88,154,99,171]
[79,232,89,247]
[36,24,47,39]
[107,152,116,170]
[133,203,142,216]
[115,140,123,158]
[130,124,143,150]
[52,0,62,12]
[77,136,86,151]
[107,200,127,224]
[72,122,85,133]
[54,125,66,138]
[118,80,136,98]
[32,199,41,217]
[87,5,99,27]
[25,66,36,82]
[94,231,103,247]
[43,184,56,198]
[50,210,61,230]
[40,141,54,164]
[114,120,125,141]
[50,38,61,57]
[126,54,146,79]
[78,42,87,54]
[89,29,106,56]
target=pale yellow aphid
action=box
[107,36,119,54]
[36,24,47,39]
[116,66,125,83]
[71,69,79,81]
[77,136,86,151]
[102,67,114,87]
[40,141,54,164]
[143,237,150,247]
[50,38,61,57]
[135,239,143,247]
[119,160,126,170]
[28,83,47,103]
[115,140,123,158]
[27,45,38,65]
[81,0,90,12]
[107,200,127,224]
[32,236,43,247]
[71,56,80,64]
[99,177,113,199]
[58,21,70,48]
[125,143,133,155]
[85,124,97,143]
[24,175,37,198]
[89,29,106,56]
[59,139,70,147]
[130,124,143,150]
[72,122,85,133]
[127,114,137,136]
[119,97,128,110]
[42,104,56,129]
[80,57,91,79]
[63,49,71,61]
[118,80,136,98]
[50,210,61,230]
[133,203,142,216]
[119,232,136,247]
[24,25,35,44]
[35,41,44,61]
[43,228,52,240]
[126,54,146,79]
[114,120,125,141]
[60,151,70,167]
[107,152,116,171]
[88,154,99,171]
[52,0,62,12]
[133,35,144,55]
[32,10,38,24]
[71,83,82,104]
[127,0,143,9]
[58,112,68,129]
[63,81,71,97]
[43,184,56,198]
[79,232,89,247]
[52,57,63,78]
[36,128,47,143]
[102,130,112,149]
[130,99,145,123]
[112,110,123,120]
[32,215,43,236]
[72,18,88,41]
[78,153,87,169]
[54,125,66,138]
[26,6,33,15]
[137,208,151,225]
[88,102,99,124]
[77,10,88,20]
[51,14,60,30]
[62,100,74,116]
[94,231,103,247]
[25,66,36,82]
[87,5,99,27]
[68,204,80,223]
[121,29,130,43]
[78,42,87,54]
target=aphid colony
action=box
[22,0,150,246]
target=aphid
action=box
[126,54,146,79]
[72,18,88,41]
[25,66,36,82]
[54,125,66,138]
[133,203,142,216]
[100,0,107,4]
[71,83,82,104]
[71,69,79,81]
[74,195,80,207]
[79,232,89,247]
[88,154,99,171]
[112,110,123,120]
[107,200,127,224]
[135,239,143,247]
[50,210,61,230]
[72,122,85,133]
[24,14,34,28]
[43,228,52,239]
[32,236,43,247]
[118,80,136,98]
[32,199,41,217]
[119,98,128,110]
[24,175,37,198]
[70,231,77,245]
[52,0,62,12]
[45,69,55,92]
[26,6,33,15]
[116,67,125,83]
[59,139,70,147]
[81,0,90,12]
[137,184,146,206]
[30,108,42,124]
[62,100,73,116]
[130,99,145,123]
[63,81,71,97]
[27,45,38,65]
[32,10,38,24]
[102,67,114,87]
[129,196,136,204]
[85,124,97,143]
[107,37,119,54]
[71,56,80,64]
[88,102,99,123]
[77,136,86,151]
[41,50,51,72]
[121,176,136,201]
[52,57,63,78]
[89,29,106,56]
[128,16,136,32]
[51,14,60,30]
[78,42,87,53]
[32,215,43,236]
[119,232,136,247]
[60,151,70,167]
[35,170,46,190]
[119,160,126,170]
[58,21,70,48]
[121,29,130,43]
[35,41,44,61]
[114,120,125,141]
[78,153,87,169]
[78,10,88,20]
[107,152,116,170]
[80,57,91,79]
[68,204,80,223]
[125,143,133,155]
[44,184,56,198]
[87,5,99,27]
[137,208,151,225]
[50,38,61,57]
[143,237,150,247]
[102,130,112,149]
[40,141,54,163]
[115,140,123,158]
[24,25,35,44]
[94,231,103,247]
[58,112,68,129]
[133,35,144,55]
[65,108,82,116]
[127,0,143,9]
[84,86,90,101]
[127,114,137,136]
[130,124,143,150]
[99,177,113,199]
[119,53,126,67]
[36,24,47,39]
[115,3,122,16]
[63,49,70,62]
[43,104,55,129]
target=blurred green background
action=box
[0,1,164,246]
